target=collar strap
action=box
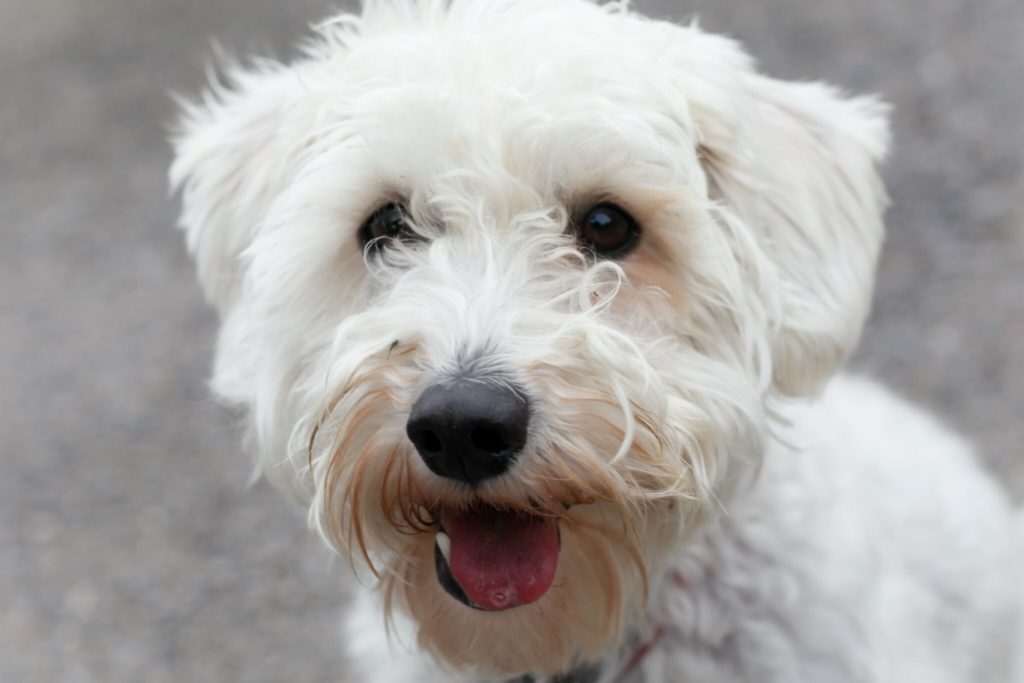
[611,624,666,682]
[504,570,683,683]
[506,664,601,683]
[504,622,666,683]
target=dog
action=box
[170,1,1024,680]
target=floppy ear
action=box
[695,70,889,396]
[170,62,318,313]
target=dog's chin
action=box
[432,504,561,611]
[392,500,670,676]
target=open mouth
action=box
[433,505,561,611]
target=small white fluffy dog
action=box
[171,1,1024,681]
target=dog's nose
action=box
[406,378,529,485]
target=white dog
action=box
[171,1,1024,680]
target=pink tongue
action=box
[442,507,559,611]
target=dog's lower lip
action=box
[434,536,481,610]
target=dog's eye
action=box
[575,203,640,258]
[360,203,414,252]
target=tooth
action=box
[436,532,451,563]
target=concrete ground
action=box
[2,0,1021,681]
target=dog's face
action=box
[172,0,888,676]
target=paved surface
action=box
[2,0,1021,680]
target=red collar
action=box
[508,571,683,683]
[610,623,667,682]
[609,569,686,681]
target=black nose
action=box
[406,378,529,485]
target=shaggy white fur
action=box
[171,1,1024,681]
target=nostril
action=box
[413,429,443,454]
[471,425,509,455]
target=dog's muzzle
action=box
[407,376,560,611]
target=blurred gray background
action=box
[2,0,1021,680]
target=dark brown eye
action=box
[360,203,413,252]
[575,203,640,258]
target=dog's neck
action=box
[502,620,667,683]
[504,665,602,683]
[499,567,684,683]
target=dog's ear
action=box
[171,63,317,313]
[692,61,889,396]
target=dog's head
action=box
[172,0,888,676]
